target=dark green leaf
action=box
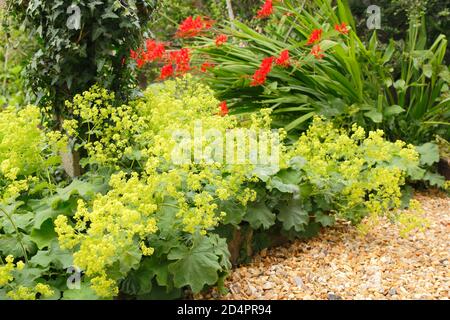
[277,200,310,232]
[243,202,276,230]
[167,236,224,293]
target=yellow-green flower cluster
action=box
[0,106,44,178]
[0,255,53,300]
[62,85,148,167]
[55,172,159,297]
[6,283,54,300]
[288,117,420,223]
[0,255,15,287]
[0,105,64,202]
[397,199,429,238]
[55,76,283,297]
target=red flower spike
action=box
[200,62,215,73]
[130,39,166,69]
[159,64,174,80]
[215,34,228,47]
[275,50,290,67]
[335,22,349,35]
[145,40,166,61]
[251,57,275,86]
[306,29,323,45]
[311,45,325,59]
[176,16,215,38]
[130,49,139,60]
[136,58,145,68]
[219,101,229,116]
[166,48,191,75]
[257,0,273,19]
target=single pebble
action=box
[293,276,304,289]
[263,282,274,290]
[327,293,342,300]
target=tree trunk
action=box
[61,147,82,178]
[225,0,236,29]
[438,157,450,181]
[56,114,82,178]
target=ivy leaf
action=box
[102,11,120,19]
[277,200,310,232]
[167,236,223,293]
[243,202,276,230]
[416,143,440,166]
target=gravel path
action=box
[201,191,449,300]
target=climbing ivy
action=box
[6,0,158,118]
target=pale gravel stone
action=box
[198,191,450,300]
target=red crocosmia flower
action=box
[200,62,215,73]
[251,57,275,86]
[275,50,290,67]
[335,22,349,35]
[215,34,228,46]
[306,29,323,45]
[136,58,145,68]
[311,44,325,59]
[159,64,174,80]
[176,16,215,38]
[130,49,139,60]
[168,48,191,74]
[130,40,166,68]
[257,0,273,19]
[219,101,229,116]
[145,40,166,61]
